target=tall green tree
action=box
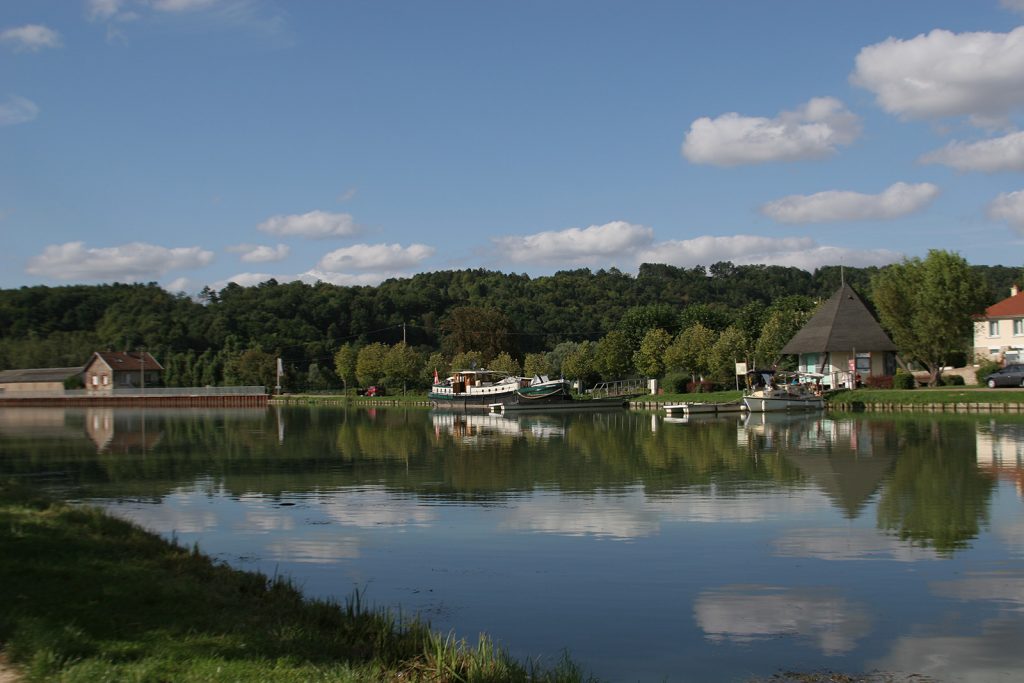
[872,250,987,386]
[708,325,749,385]
[333,344,357,391]
[593,330,633,380]
[355,342,388,387]
[634,328,672,378]
[522,352,551,378]
[489,351,522,376]
[383,342,422,393]
[439,305,515,362]
[665,323,717,382]
[562,340,596,389]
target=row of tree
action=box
[0,255,1019,390]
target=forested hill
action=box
[1,261,1020,384]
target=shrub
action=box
[864,374,893,389]
[662,371,690,394]
[976,358,1002,386]
[686,380,715,394]
[942,374,965,386]
[893,370,915,390]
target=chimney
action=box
[1013,284,1020,297]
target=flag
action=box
[433,368,439,384]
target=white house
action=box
[973,285,1024,365]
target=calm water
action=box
[2,405,1023,682]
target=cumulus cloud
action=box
[921,131,1024,172]
[493,221,655,265]
[0,95,39,126]
[227,243,290,263]
[0,24,62,51]
[682,97,862,166]
[852,27,1024,124]
[694,585,872,655]
[257,210,358,239]
[26,241,214,281]
[761,182,940,224]
[317,243,434,273]
[635,235,901,271]
[988,190,1024,234]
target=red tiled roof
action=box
[985,291,1024,318]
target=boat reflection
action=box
[431,411,566,443]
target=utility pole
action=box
[139,349,145,395]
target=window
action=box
[92,375,98,386]
[990,320,1000,337]
[856,352,871,373]
[1014,319,1024,336]
[102,376,108,386]
[804,353,818,374]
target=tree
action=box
[593,330,633,380]
[545,341,578,378]
[333,344,357,391]
[617,303,679,353]
[562,340,596,389]
[707,325,749,385]
[440,305,515,362]
[422,351,448,386]
[665,323,717,382]
[224,349,276,388]
[489,351,522,376]
[634,328,672,378]
[872,250,987,386]
[523,352,551,378]
[383,342,421,393]
[450,350,484,371]
[356,342,388,387]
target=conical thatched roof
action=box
[781,283,897,354]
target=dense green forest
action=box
[1,261,1020,391]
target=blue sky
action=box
[3,0,1024,293]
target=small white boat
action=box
[742,370,825,413]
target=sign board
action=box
[735,362,747,375]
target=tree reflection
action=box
[876,419,996,553]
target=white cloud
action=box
[493,221,655,265]
[773,528,940,563]
[1003,0,1024,13]
[300,270,395,287]
[682,97,861,166]
[988,190,1024,234]
[761,182,940,224]
[694,585,872,655]
[635,235,901,271]
[227,243,290,263]
[0,95,39,126]
[921,131,1024,172]
[151,0,218,11]
[852,27,1024,124]
[316,243,434,273]
[26,241,214,281]
[257,210,358,239]
[0,24,62,51]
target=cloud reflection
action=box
[694,585,871,655]
[773,528,940,562]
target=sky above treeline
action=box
[4,0,1024,293]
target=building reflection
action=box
[83,408,163,454]
[976,420,1024,496]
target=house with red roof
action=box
[83,351,163,393]
[974,285,1024,365]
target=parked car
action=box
[363,385,386,397]
[985,364,1024,388]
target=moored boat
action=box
[664,401,745,415]
[496,375,629,412]
[742,369,825,413]
[429,369,527,410]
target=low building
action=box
[0,367,84,395]
[84,351,163,393]
[973,285,1024,365]
[780,283,898,388]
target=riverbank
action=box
[0,480,589,683]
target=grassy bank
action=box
[0,481,589,683]
[827,386,1024,408]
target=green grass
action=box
[827,386,1024,406]
[0,480,591,682]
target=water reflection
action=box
[3,407,1024,682]
[694,585,872,655]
